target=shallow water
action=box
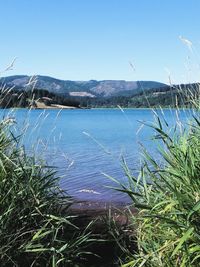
[0,108,193,202]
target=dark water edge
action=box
[69,199,136,267]
[71,199,132,212]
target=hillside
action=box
[0,88,80,109]
[0,75,167,98]
[0,75,198,109]
[74,83,200,108]
[0,82,198,109]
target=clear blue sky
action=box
[0,0,199,84]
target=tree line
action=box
[0,83,198,108]
[0,88,80,108]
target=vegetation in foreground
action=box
[0,119,96,266]
[110,108,200,266]
[0,117,134,267]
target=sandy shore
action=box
[34,101,79,109]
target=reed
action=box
[108,104,200,266]
[0,118,93,267]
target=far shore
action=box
[34,105,191,110]
[1,105,191,110]
[33,101,80,109]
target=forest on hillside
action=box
[0,88,80,108]
[73,83,199,108]
[0,83,198,109]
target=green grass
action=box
[0,118,94,267]
[109,109,200,266]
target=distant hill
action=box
[79,82,199,108]
[0,75,167,98]
[0,75,198,108]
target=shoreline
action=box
[69,200,135,223]
[5,106,192,111]
[71,199,131,210]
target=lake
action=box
[0,108,194,203]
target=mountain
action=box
[0,75,167,98]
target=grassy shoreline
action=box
[0,119,134,266]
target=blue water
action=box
[0,108,194,202]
